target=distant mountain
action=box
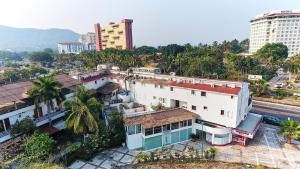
[0,25,80,51]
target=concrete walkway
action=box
[69,124,300,169]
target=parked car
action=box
[274,82,286,88]
[293,92,300,97]
[263,115,283,126]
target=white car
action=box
[293,93,300,97]
[274,83,284,88]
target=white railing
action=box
[35,110,67,126]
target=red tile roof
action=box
[168,81,241,95]
[82,74,112,83]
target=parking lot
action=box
[217,124,300,169]
[69,124,300,169]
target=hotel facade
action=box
[0,68,262,151]
[249,10,300,57]
[77,67,262,150]
[94,19,133,51]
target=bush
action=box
[83,128,111,157]
[135,152,150,163]
[22,132,55,161]
[10,117,36,136]
[28,163,60,169]
[107,109,126,147]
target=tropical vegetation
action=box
[10,117,36,136]
[64,86,102,137]
[21,132,55,162]
[278,119,300,144]
[28,74,64,115]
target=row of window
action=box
[190,105,225,115]
[144,120,193,136]
[127,124,142,135]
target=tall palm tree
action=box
[64,86,102,138]
[28,74,64,115]
[250,80,270,97]
[279,120,300,144]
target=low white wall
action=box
[127,133,143,149]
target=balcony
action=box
[35,110,67,127]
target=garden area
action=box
[0,77,127,169]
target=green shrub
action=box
[22,132,55,161]
[10,117,36,136]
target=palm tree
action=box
[64,86,102,138]
[28,74,64,115]
[249,80,270,97]
[279,120,300,144]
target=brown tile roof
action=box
[0,74,81,106]
[97,82,120,95]
[124,108,199,128]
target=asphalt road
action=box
[251,100,300,121]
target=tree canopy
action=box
[256,43,288,64]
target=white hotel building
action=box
[80,68,262,150]
[249,10,300,57]
[0,68,262,151]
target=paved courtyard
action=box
[69,124,300,169]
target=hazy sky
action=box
[0,0,299,47]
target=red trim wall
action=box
[94,23,102,51]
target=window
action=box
[191,105,197,110]
[153,96,156,100]
[180,120,187,128]
[231,96,234,99]
[0,121,4,132]
[128,125,135,135]
[94,80,97,84]
[155,84,158,88]
[154,126,162,134]
[201,91,206,96]
[203,106,207,110]
[163,124,170,131]
[220,110,225,115]
[170,87,173,91]
[145,128,153,136]
[191,90,195,95]
[171,122,179,130]
[160,85,164,89]
[136,124,141,134]
[188,120,192,126]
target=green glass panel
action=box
[144,135,162,150]
[180,129,188,141]
[187,128,192,137]
[171,131,180,143]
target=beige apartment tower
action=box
[94,19,133,51]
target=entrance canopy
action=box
[232,113,262,139]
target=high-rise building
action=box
[79,32,96,44]
[58,32,96,54]
[94,19,133,51]
[249,10,300,57]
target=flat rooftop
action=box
[235,113,262,133]
[137,78,241,95]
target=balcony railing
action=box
[35,110,67,126]
[0,130,9,138]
